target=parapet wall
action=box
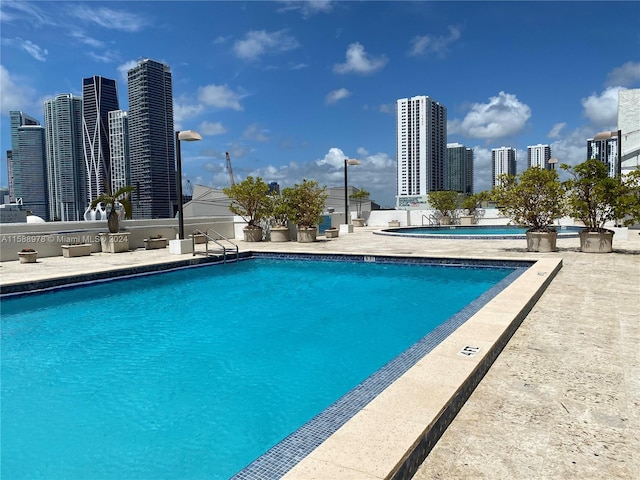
[0,217,235,262]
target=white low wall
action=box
[0,216,235,262]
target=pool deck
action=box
[1,227,639,479]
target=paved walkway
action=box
[1,228,639,479]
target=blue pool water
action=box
[381,225,582,237]
[1,257,517,479]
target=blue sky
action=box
[1,1,639,208]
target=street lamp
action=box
[175,130,202,239]
[344,158,361,228]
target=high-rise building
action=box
[44,94,86,221]
[9,111,40,202]
[15,125,48,219]
[587,134,619,178]
[127,58,176,219]
[491,147,516,186]
[108,110,130,193]
[446,143,473,194]
[527,144,551,169]
[396,95,447,198]
[82,75,119,201]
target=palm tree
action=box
[90,185,135,233]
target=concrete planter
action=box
[243,227,263,242]
[526,231,558,253]
[18,251,38,263]
[325,228,339,238]
[388,221,400,227]
[439,215,452,226]
[297,227,317,243]
[144,238,168,250]
[99,232,130,253]
[190,234,207,244]
[579,230,613,253]
[62,244,91,257]
[270,226,290,242]
[352,218,366,227]
[459,215,475,226]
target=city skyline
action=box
[1,1,639,208]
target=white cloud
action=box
[69,31,104,48]
[581,86,620,127]
[547,122,566,139]
[2,38,48,61]
[333,42,388,75]
[605,61,640,88]
[198,84,245,111]
[198,121,227,136]
[68,5,149,32]
[357,147,369,156]
[243,124,270,142]
[409,26,461,57]
[233,30,299,61]
[173,101,205,129]
[277,0,334,17]
[449,91,531,140]
[325,88,351,105]
[0,65,36,112]
[88,50,120,63]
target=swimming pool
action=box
[1,254,527,479]
[376,225,583,239]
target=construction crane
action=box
[225,152,235,186]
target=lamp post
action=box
[344,158,361,228]
[175,130,202,240]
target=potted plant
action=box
[491,167,567,252]
[460,191,489,225]
[266,192,291,242]
[283,179,328,243]
[561,159,638,253]
[349,188,370,227]
[144,234,168,250]
[223,176,270,242]
[18,247,38,263]
[427,190,459,225]
[324,227,339,238]
[91,184,134,253]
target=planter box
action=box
[297,227,317,243]
[270,226,290,242]
[325,228,339,238]
[99,232,130,253]
[18,251,38,263]
[190,234,207,244]
[62,244,92,257]
[526,232,557,253]
[144,238,168,250]
[388,221,400,227]
[459,215,475,226]
[352,218,365,227]
[243,227,263,242]
[579,230,613,253]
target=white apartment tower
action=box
[527,144,551,169]
[108,110,130,193]
[396,96,447,198]
[491,147,516,186]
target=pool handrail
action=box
[192,228,239,263]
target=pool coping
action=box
[1,252,563,479]
[374,225,581,240]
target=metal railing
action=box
[191,228,239,263]
[422,214,440,226]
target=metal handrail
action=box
[191,228,239,263]
[422,214,440,226]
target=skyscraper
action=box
[44,94,86,221]
[82,75,119,200]
[127,58,176,219]
[108,110,131,193]
[587,134,619,178]
[446,143,474,194]
[491,147,516,186]
[15,125,48,219]
[396,96,447,199]
[8,111,41,204]
[527,144,551,169]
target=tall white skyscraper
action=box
[491,146,516,186]
[44,94,86,221]
[527,144,551,169]
[396,96,447,200]
[108,110,130,193]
